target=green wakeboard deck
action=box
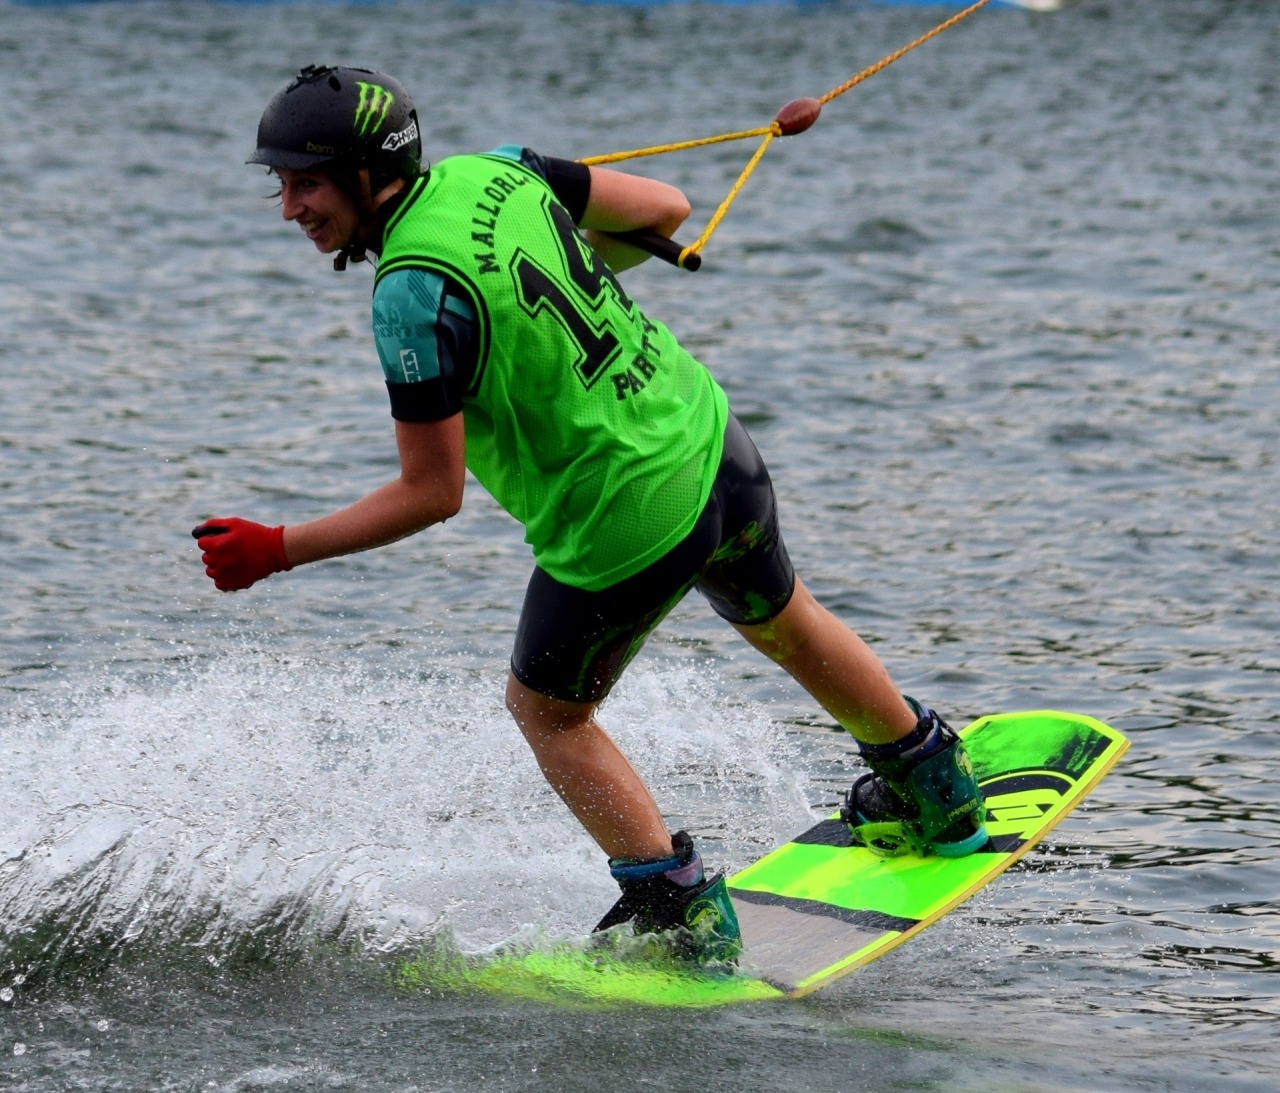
[396,710,1128,1008]
[731,709,1129,997]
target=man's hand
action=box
[192,518,291,592]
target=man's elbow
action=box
[403,475,464,529]
[424,478,464,525]
[436,490,463,523]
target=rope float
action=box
[590,0,993,271]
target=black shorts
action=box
[510,414,796,704]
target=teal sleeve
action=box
[490,143,526,164]
[373,267,447,384]
[372,269,477,421]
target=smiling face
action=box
[275,166,361,254]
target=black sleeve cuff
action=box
[539,155,591,224]
[386,379,464,423]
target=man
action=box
[194,65,986,964]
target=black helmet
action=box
[249,65,421,189]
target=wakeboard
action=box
[396,710,1128,1008]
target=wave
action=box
[1,650,815,997]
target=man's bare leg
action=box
[734,577,917,744]
[505,673,673,861]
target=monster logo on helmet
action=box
[353,81,394,137]
[248,64,422,191]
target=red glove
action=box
[192,518,291,592]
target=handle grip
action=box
[605,229,702,272]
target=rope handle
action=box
[586,0,993,271]
[603,228,702,271]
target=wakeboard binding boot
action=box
[841,699,988,859]
[594,830,742,965]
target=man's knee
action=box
[735,583,816,663]
[506,672,594,736]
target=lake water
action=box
[1,1,1278,1090]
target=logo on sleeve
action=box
[399,348,423,382]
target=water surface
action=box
[1,1,1278,1090]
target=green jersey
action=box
[375,153,728,590]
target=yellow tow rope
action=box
[584,0,993,270]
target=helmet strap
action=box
[332,169,406,272]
